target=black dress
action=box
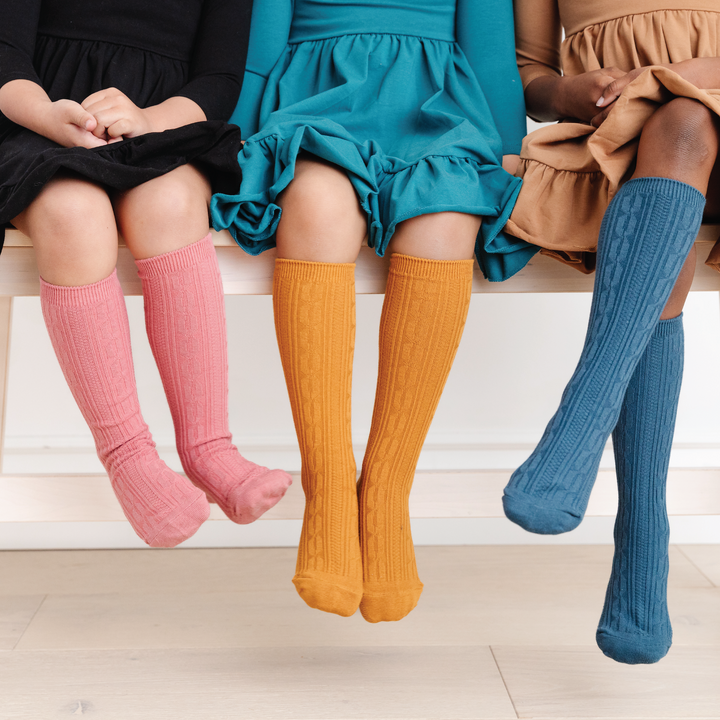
[0,0,253,249]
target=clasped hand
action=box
[563,58,713,128]
[47,88,152,149]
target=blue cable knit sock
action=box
[597,315,683,664]
[503,177,704,534]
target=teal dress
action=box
[210,0,536,282]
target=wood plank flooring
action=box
[0,545,718,719]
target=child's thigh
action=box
[112,165,212,254]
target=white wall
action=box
[8,289,720,469]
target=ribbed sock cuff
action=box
[654,314,684,337]
[621,177,706,211]
[390,254,474,281]
[135,233,214,279]
[39,269,120,307]
[274,258,355,283]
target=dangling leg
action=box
[503,99,718,535]
[273,158,367,616]
[114,166,292,524]
[358,212,477,623]
[14,176,210,547]
[597,233,696,664]
[597,314,684,664]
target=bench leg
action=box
[0,298,13,473]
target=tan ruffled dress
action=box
[506,0,720,272]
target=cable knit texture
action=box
[40,270,210,547]
[597,316,683,664]
[136,235,291,524]
[273,259,362,616]
[503,178,705,534]
[359,254,473,623]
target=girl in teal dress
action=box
[212,0,530,621]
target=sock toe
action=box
[146,490,211,548]
[359,581,424,623]
[226,468,293,524]
[596,629,671,665]
[293,571,363,617]
[185,450,293,525]
[502,490,581,535]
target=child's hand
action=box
[42,99,109,148]
[592,68,645,126]
[502,154,520,175]
[81,88,153,142]
[593,59,720,126]
[556,68,627,123]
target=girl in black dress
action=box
[0,0,291,547]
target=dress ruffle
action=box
[506,9,720,273]
[212,118,528,281]
[211,31,533,282]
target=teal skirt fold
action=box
[211,31,536,282]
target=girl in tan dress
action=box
[501,0,720,664]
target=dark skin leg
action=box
[630,98,720,319]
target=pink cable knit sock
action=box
[40,271,210,547]
[136,234,292,524]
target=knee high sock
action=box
[273,259,362,616]
[597,315,683,664]
[503,178,704,534]
[40,271,210,547]
[359,254,474,623]
[136,235,292,524]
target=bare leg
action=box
[13,175,118,286]
[113,164,212,258]
[633,98,720,319]
[276,157,367,262]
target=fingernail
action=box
[596,97,605,107]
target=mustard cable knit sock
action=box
[359,254,473,622]
[273,259,363,616]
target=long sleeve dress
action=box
[210,0,534,282]
[505,0,720,273]
[0,0,253,251]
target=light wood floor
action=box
[1,545,719,719]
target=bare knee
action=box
[18,176,114,240]
[114,165,211,258]
[637,99,720,192]
[391,212,480,260]
[14,177,118,285]
[276,158,366,262]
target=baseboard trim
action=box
[1,468,719,536]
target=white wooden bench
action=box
[1,226,719,536]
